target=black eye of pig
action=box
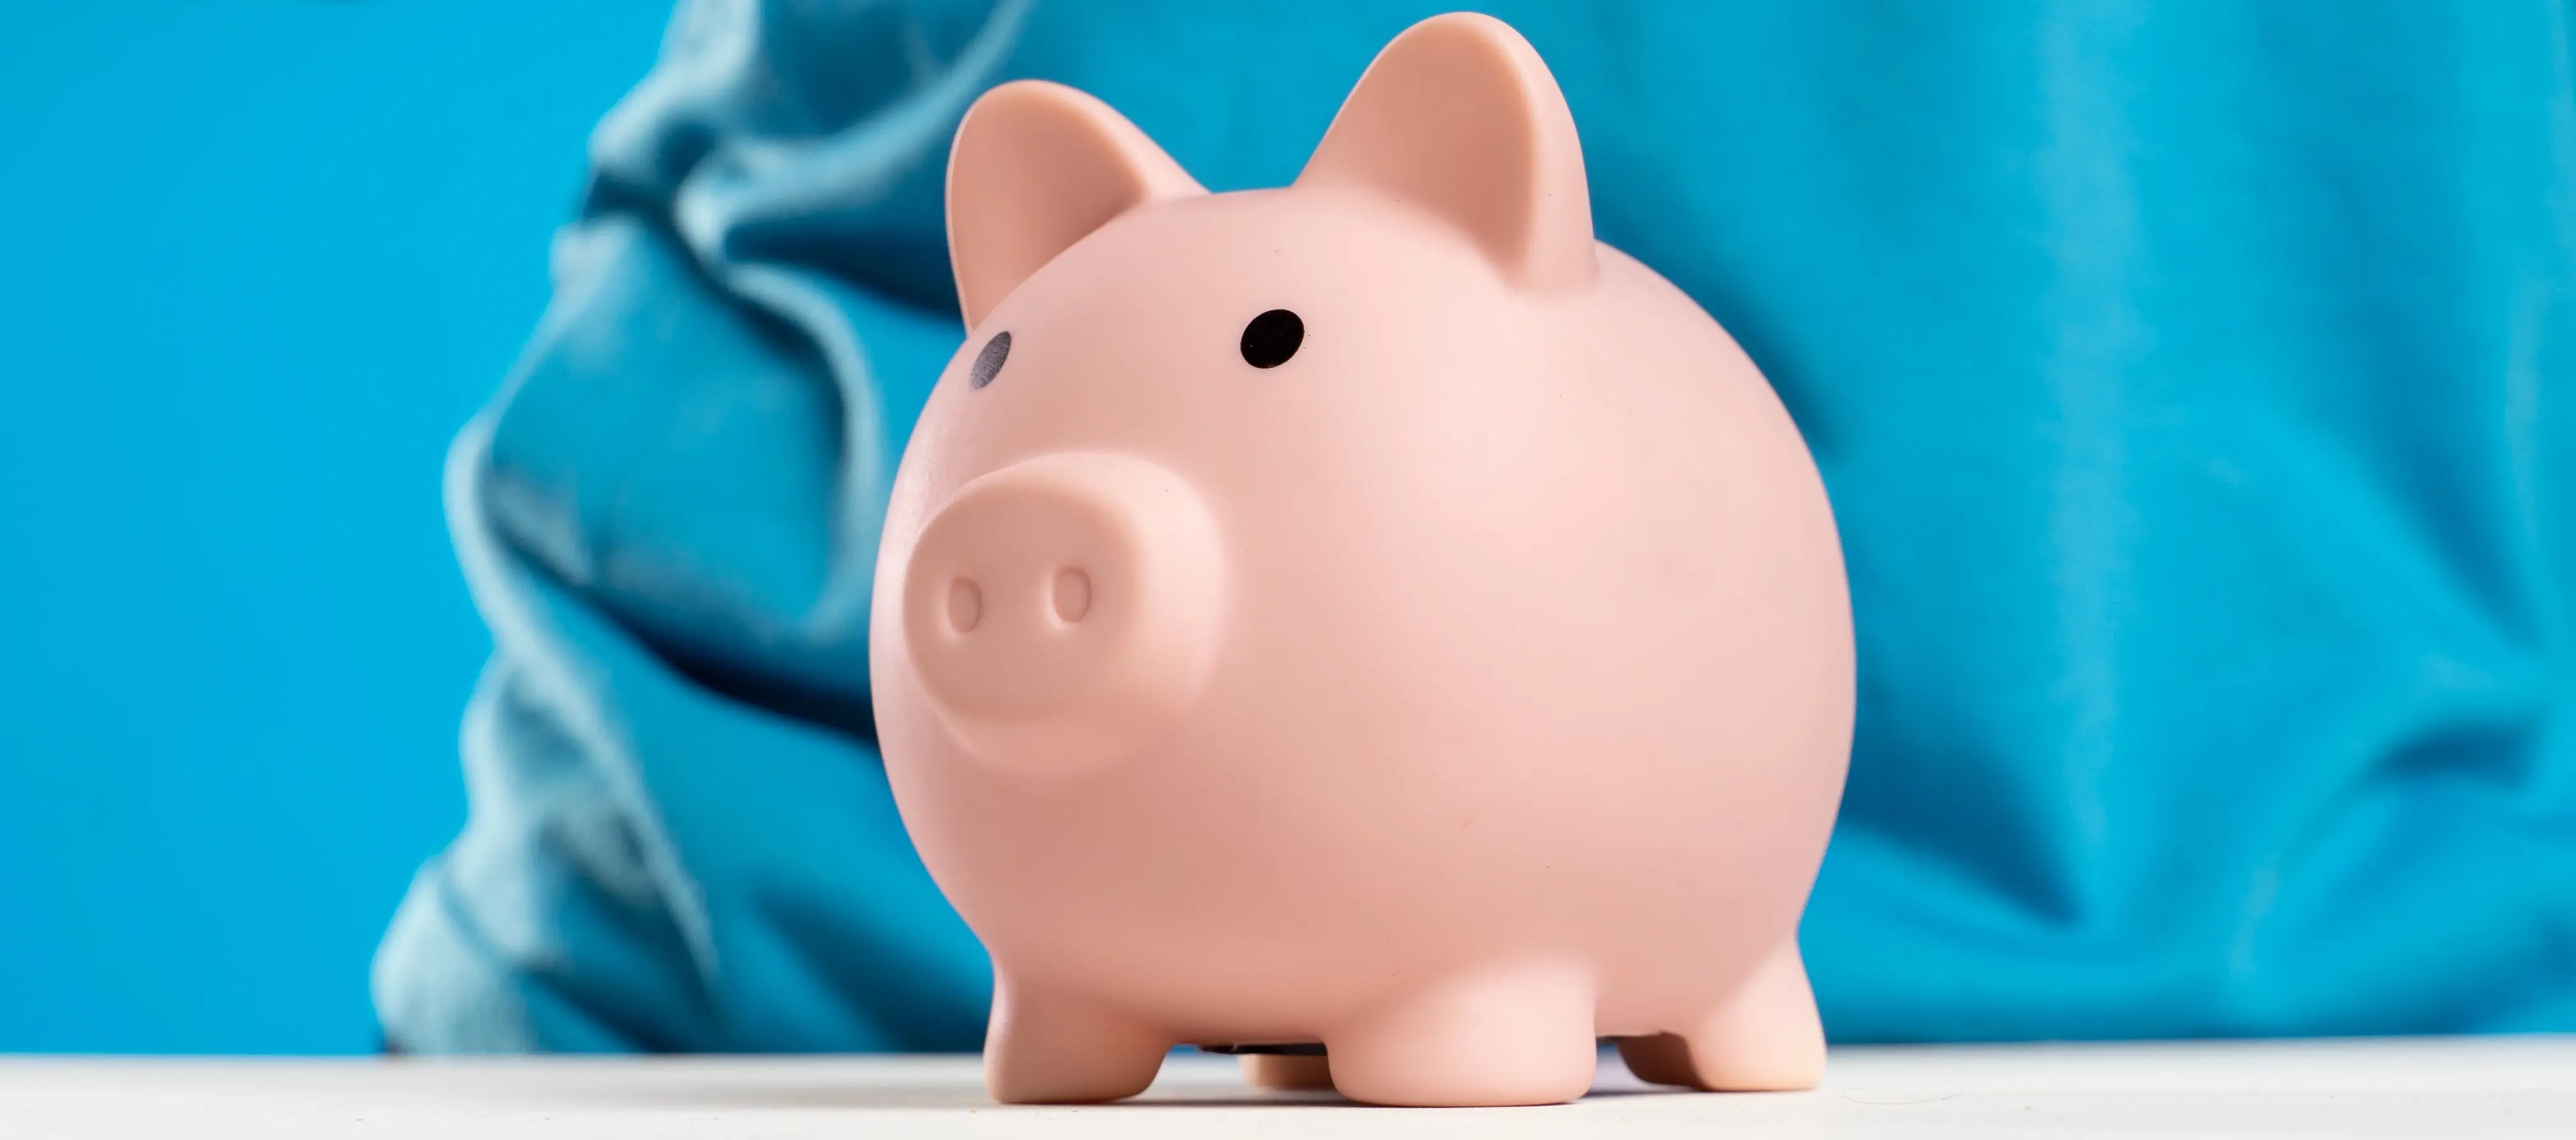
[1239,309,1303,369]
[969,331,1010,388]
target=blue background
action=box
[8,0,2573,1057]
[0,2,668,1053]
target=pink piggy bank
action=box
[871,13,1853,1108]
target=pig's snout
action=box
[899,453,1227,775]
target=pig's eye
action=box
[969,331,1011,389]
[1239,309,1303,369]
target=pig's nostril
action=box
[948,579,983,633]
[1052,567,1093,624]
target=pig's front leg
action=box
[1616,939,1826,1091]
[1322,961,1598,1106]
[982,977,1171,1104]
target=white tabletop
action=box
[6,1037,2571,1138]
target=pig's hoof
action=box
[1322,962,1597,1106]
[983,982,1171,1104]
[1239,1053,1336,1091]
[1623,939,1826,1091]
[1614,1033,1701,1088]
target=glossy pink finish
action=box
[872,13,1854,1107]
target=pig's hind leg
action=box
[1321,960,1598,1106]
[1238,1053,1335,1090]
[1617,938,1824,1091]
[982,977,1172,1104]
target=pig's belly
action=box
[945,709,1841,1042]
[988,835,1817,1042]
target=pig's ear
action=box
[948,80,1205,327]
[1296,13,1595,291]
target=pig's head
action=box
[876,13,1602,777]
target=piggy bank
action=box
[870,13,1853,1107]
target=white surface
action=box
[5,1037,2572,1138]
